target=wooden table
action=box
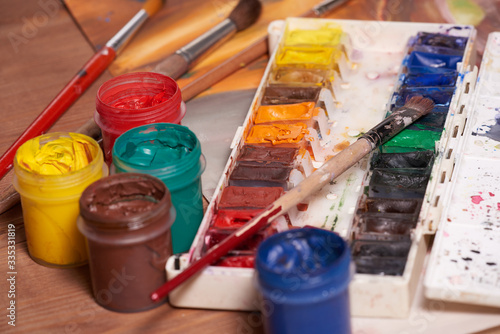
[1,0,500,333]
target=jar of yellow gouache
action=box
[13,132,108,268]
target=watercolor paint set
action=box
[166,18,478,317]
[424,32,500,308]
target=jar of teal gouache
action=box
[112,123,205,254]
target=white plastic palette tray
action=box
[425,32,500,308]
[167,18,476,318]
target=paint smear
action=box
[16,134,96,175]
[334,140,350,152]
[471,195,484,204]
[246,123,308,145]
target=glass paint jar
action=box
[78,173,175,312]
[13,132,107,268]
[255,227,352,334]
[112,123,205,254]
[95,72,186,163]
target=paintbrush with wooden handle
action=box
[154,0,262,79]
[150,96,435,302]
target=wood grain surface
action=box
[0,1,260,333]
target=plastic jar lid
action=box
[112,123,205,191]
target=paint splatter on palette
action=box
[166,18,476,317]
[425,32,500,308]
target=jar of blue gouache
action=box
[112,123,205,254]
[255,227,352,334]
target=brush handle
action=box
[107,8,150,53]
[302,0,350,18]
[0,46,116,181]
[153,53,190,80]
[0,170,18,214]
[181,36,268,100]
[150,138,373,301]
[75,118,102,140]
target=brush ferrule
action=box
[176,18,236,65]
[360,106,425,148]
[312,0,350,16]
[106,9,149,53]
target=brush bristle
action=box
[143,0,165,16]
[403,96,435,116]
[229,0,262,31]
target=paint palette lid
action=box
[424,32,500,308]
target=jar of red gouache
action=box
[95,72,186,163]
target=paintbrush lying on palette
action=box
[150,95,435,302]
[0,0,165,180]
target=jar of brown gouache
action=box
[78,173,175,312]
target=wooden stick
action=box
[150,96,435,302]
[0,173,18,214]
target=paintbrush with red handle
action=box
[150,96,435,302]
[0,0,164,180]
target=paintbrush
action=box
[0,0,164,180]
[150,96,435,302]
[181,0,349,100]
[153,0,262,79]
